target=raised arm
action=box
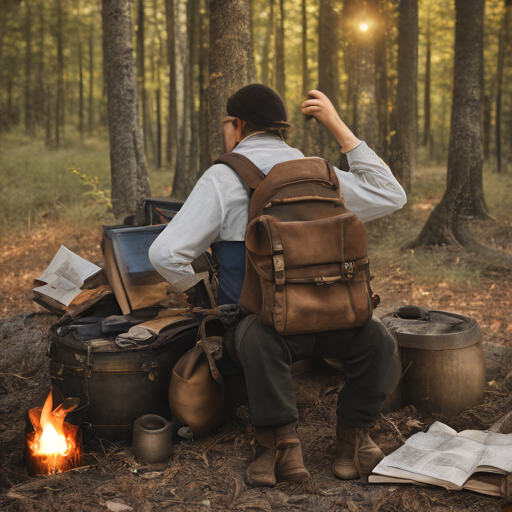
[301,89,407,222]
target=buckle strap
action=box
[273,254,285,285]
[197,315,223,384]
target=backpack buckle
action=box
[344,262,354,280]
[273,255,286,285]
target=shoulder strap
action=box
[215,153,265,191]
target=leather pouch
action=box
[168,316,224,436]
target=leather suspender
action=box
[214,153,265,192]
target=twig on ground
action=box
[380,414,407,444]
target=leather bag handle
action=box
[197,315,224,384]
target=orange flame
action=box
[26,390,83,476]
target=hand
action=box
[301,90,360,153]
[300,90,341,130]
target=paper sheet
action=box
[34,246,101,307]
[373,421,512,488]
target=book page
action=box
[477,434,512,472]
[427,421,458,436]
[375,438,479,488]
[34,279,82,306]
[374,422,512,489]
[34,246,101,307]
[36,246,100,284]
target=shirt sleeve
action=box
[334,141,407,223]
[148,168,225,291]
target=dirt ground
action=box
[1,211,512,511]
[1,309,512,512]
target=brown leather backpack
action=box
[215,153,373,336]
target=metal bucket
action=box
[381,309,485,417]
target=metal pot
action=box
[132,414,173,463]
[382,309,485,417]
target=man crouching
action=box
[149,84,406,485]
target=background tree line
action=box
[0,0,511,248]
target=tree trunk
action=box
[78,26,84,139]
[341,0,357,132]
[483,93,491,161]
[199,0,210,177]
[412,0,486,248]
[55,0,64,148]
[261,0,274,87]
[88,22,94,136]
[102,0,151,218]
[372,0,388,160]
[24,0,33,135]
[136,0,149,155]
[302,0,310,154]
[207,0,257,167]
[389,0,417,193]
[45,88,52,147]
[36,0,45,128]
[275,0,285,103]
[183,0,201,196]
[164,0,178,172]
[495,0,511,174]
[354,25,379,153]
[317,0,340,162]
[153,0,163,169]
[423,14,431,153]
[173,0,194,198]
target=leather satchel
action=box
[168,316,224,436]
[215,153,373,336]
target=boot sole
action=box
[276,470,311,483]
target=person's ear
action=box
[235,119,246,142]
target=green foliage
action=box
[0,130,176,235]
[0,131,113,234]
[69,165,112,211]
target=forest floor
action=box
[1,135,512,511]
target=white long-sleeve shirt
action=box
[149,133,407,291]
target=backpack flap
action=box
[245,214,372,335]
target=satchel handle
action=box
[197,315,224,385]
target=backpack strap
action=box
[215,153,265,191]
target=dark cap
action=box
[226,84,289,128]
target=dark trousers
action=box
[232,315,401,429]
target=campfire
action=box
[25,389,84,476]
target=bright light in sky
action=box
[360,23,369,31]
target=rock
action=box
[483,342,512,380]
[105,501,133,512]
[0,312,54,375]
[346,498,361,512]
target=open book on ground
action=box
[33,246,102,314]
[369,421,512,497]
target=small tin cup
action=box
[132,414,173,463]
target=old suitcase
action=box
[48,293,201,442]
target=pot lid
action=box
[381,309,481,350]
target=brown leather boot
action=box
[332,422,384,482]
[246,422,310,486]
[274,422,310,483]
[246,427,278,487]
